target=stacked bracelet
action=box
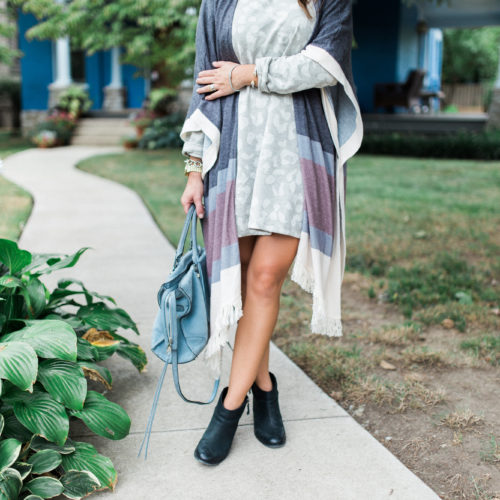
[184,157,203,176]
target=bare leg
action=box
[237,236,272,391]
[223,233,299,410]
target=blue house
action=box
[16,0,500,130]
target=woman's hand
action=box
[181,170,205,219]
[196,61,256,101]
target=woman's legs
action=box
[223,233,299,410]
[238,236,272,392]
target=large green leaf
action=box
[81,329,120,362]
[116,343,147,372]
[37,360,87,410]
[0,240,31,275]
[75,338,96,362]
[0,341,38,391]
[12,461,32,480]
[0,439,21,473]
[9,390,69,446]
[48,278,116,309]
[23,476,64,498]
[24,496,44,500]
[61,441,116,491]
[1,320,77,361]
[60,470,100,499]
[77,361,112,390]
[0,467,22,500]
[0,276,22,289]
[27,449,62,474]
[22,277,47,318]
[77,303,139,334]
[1,411,33,442]
[29,436,75,455]
[69,391,130,440]
[23,248,90,277]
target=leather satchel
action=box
[138,204,219,459]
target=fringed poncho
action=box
[180,0,363,374]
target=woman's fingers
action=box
[204,90,226,101]
[197,69,217,78]
[196,84,217,94]
[193,194,205,219]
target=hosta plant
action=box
[0,238,147,499]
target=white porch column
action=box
[52,36,72,87]
[487,44,500,130]
[103,46,125,111]
[48,0,72,108]
[108,46,123,88]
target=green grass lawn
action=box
[0,132,33,240]
[78,150,500,326]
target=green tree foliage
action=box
[443,27,500,84]
[14,0,201,88]
[0,1,22,65]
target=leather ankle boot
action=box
[194,387,248,465]
[251,372,286,448]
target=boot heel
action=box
[194,387,248,465]
[252,372,286,448]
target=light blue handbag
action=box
[138,205,219,459]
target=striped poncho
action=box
[180,0,363,374]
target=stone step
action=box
[70,135,127,146]
[77,118,133,126]
[72,127,135,136]
[71,117,136,145]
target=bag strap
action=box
[173,204,197,269]
[168,292,220,405]
[137,361,170,460]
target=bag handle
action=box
[168,293,219,405]
[173,204,202,269]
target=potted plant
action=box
[31,130,58,148]
[129,109,156,138]
[121,135,139,150]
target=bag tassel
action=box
[137,362,169,460]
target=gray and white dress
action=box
[182,0,337,238]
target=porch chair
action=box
[374,69,426,113]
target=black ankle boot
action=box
[251,372,286,448]
[194,387,248,465]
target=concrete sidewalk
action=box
[1,146,440,500]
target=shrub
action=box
[138,112,185,150]
[29,111,77,147]
[0,238,146,498]
[55,86,92,119]
[147,88,178,115]
[360,130,500,160]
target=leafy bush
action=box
[0,238,146,498]
[360,130,500,160]
[56,86,92,119]
[29,111,77,147]
[147,87,178,115]
[138,112,185,150]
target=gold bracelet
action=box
[184,157,203,176]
